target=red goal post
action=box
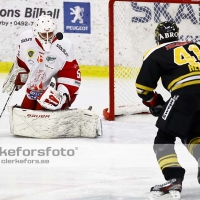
[103,0,200,120]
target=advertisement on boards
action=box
[63,2,91,34]
[0,7,60,27]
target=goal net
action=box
[103,0,200,120]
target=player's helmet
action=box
[32,15,57,52]
[155,21,179,45]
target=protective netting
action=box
[112,1,200,116]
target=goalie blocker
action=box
[8,106,101,138]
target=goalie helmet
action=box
[155,21,179,45]
[32,15,57,52]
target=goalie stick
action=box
[0,86,16,119]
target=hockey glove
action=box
[37,78,68,110]
[142,92,165,117]
[15,71,29,91]
[2,62,28,95]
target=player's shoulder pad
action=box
[55,37,73,49]
[143,42,174,61]
[53,37,73,58]
[19,29,34,45]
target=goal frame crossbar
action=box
[103,0,200,120]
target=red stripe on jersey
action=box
[52,37,57,43]
[57,59,81,97]
[35,38,44,51]
[17,57,30,72]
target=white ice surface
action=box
[0,74,199,200]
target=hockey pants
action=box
[154,94,200,181]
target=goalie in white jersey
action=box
[4,14,81,111]
[2,15,100,139]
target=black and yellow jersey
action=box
[136,41,200,101]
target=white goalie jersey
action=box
[17,29,81,98]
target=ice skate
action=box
[149,178,182,200]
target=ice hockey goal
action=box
[103,0,200,120]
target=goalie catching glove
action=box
[142,92,165,117]
[2,61,28,95]
[37,77,69,110]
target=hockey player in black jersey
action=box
[136,21,200,199]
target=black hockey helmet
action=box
[155,21,179,44]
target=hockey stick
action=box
[0,86,16,119]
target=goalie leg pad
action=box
[7,105,15,134]
[8,106,100,138]
[9,107,81,138]
[81,109,99,138]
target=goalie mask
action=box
[155,21,179,45]
[32,15,57,52]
